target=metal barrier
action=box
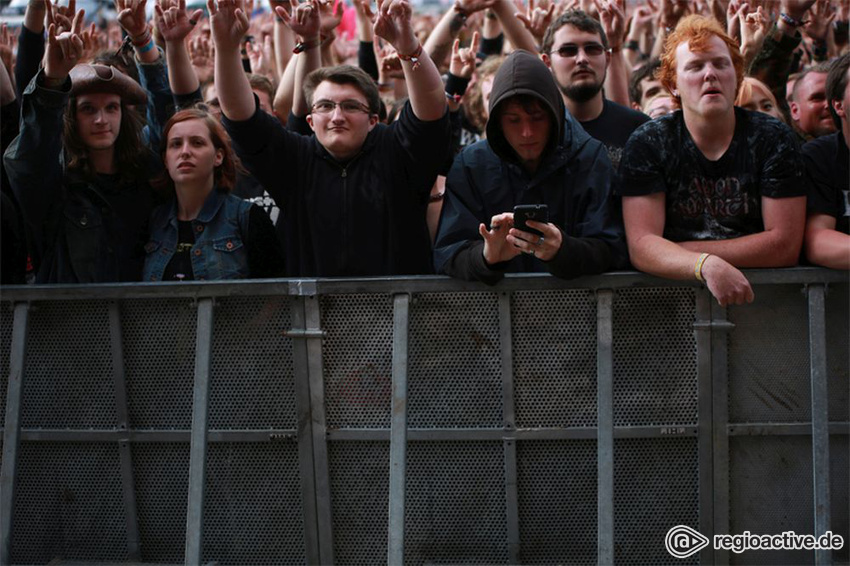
[0,269,847,566]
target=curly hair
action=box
[656,15,744,108]
[464,55,505,134]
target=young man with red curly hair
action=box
[618,15,807,306]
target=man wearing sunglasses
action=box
[211,0,449,276]
[541,10,648,169]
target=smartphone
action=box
[513,204,549,237]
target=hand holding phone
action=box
[513,204,549,237]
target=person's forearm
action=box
[273,52,297,120]
[678,229,803,267]
[804,227,850,270]
[603,49,630,106]
[402,46,447,122]
[216,44,256,121]
[423,5,467,65]
[492,0,537,53]
[165,40,200,95]
[482,9,501,40]
[274,20,295,77]
[292,40,321,117]
[23,0,45,33]
[629,233,704,280]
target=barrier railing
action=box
[0,268,847,566]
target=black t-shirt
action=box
[803,131,850,235]
[580,98,650,170]
[618,108,807,242]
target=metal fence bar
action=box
[499,292,520,564]
[596,290,614,565]
[0,302,29,566]
[185,298,215,566]
[290,297,321,565]
[387,293,410,566]
[711,304,731,565]
[108,302,141,560]
[304,295,335,565]
[694,289,714,564]
[807,284,832,566]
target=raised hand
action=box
[115,0,149,38]
[375,38,403,79]
[739,4,768,60]
[208,0,250,53]
[454,0,497,15]
[189,34,214,82]
[374,0,418,55]
[155,0,203,43]
[803,0,836,42]
[449,30,479,78]
[46,0,76,35]
[80,22,103,62]
[277,0,320,40]
[515,0,555,44]
[701,255,755,307]
[44,9,85,80]
[0,23,15,74]
[317,0,344,33]
[247,34,275,77]
[595,0,625,49]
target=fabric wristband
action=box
[136,38,156,54]
[694,253,711,283]
[445,73,470,99]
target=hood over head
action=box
[486,50,565,164]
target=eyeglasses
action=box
[551,43,608,58]
[311,99,372,115]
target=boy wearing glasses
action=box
[433,50,626,283]
[619,16,807,307]
[210,0,449,276]
[541,10,648,169]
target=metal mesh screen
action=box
[404,441,508,565]
[209,296,297,430]
[321,294,392,429]
[22,301,117,428]
[122,298,196,429]
[517,440,597,564]
[826,283,849,423]
[408,292,501,428]
[614,437,699,565]
[201,442,306,565]
[329,441,390,566]
[0,301,12,425]
[728,285,810,424]
[830,436,849,564]
[512,290,597,428]
[10,442,127,564]
[729,436,814,565]
[131,442,189,563]
[613,288,698,427]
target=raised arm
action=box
[490,0,537,54]
[210,0,254,120]
[596,0,629,106]
[156,0,204,95]
[374,0,446,121]
[277,0,322,117]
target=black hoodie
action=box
[434,50,628,283]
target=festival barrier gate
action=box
[0,269,847,565]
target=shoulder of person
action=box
[801,131,839,160]
[605,98,651,125]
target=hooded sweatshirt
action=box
[433,50,627,283]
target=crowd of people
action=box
[0,0,847,306]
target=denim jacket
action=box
[143,189,254,281]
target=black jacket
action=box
[433,50,627,283]
[223,99,450,277]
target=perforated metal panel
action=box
[614,437,699,565]
[728,285,810,423]
[729,436,814,565]
[408,292,501,428]
[0,301,12,425]
[209,296,297,429]
[131,442,189,563]
[321,294,393,429]
[122,298,196,429]
[826,283,849,423]
[830,436,849,564]
[10,442,127,564]
[517,440,596,564]
[404,441,508,565]
[22,301,117,428]
[329,442,390,566]
[201,442,306,565]
[613,288,698,427]
[513,290,597,428]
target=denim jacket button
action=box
[194,249,202,256]
[196,225,204,233]
[226,241,233,250]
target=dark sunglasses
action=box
[552,43,608,58]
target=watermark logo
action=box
[665,525,710,559]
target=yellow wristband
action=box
[694,253,710,283]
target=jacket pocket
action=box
[211,236,248,279]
